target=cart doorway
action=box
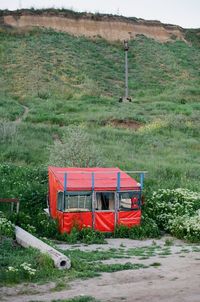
[95,192,115,211]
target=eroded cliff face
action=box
[2,12,185,42]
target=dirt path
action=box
[15,105,29,124]
[1,238,200,302]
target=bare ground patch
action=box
[102,119,143,130]
[1,237,200,302]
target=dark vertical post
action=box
[92,172,95,229]
[124,40,129,100]
[92,172,95,191]
[63,173,67,213]
[140,173,144,190]
[64,173,67,193]
[117,172,121,192]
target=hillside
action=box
[0,10,200,194]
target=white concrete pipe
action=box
[15,226,71,270]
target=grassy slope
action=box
[0,27,200,192]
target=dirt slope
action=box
[2,11,185,42]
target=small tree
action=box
[49,126,103,167]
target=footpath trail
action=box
[15,105,29,124]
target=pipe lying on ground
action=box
[15,226,71,270]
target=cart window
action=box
[57,191,64,211]
[95,192,115,211]
[119,192,140,210]
[64,193,92,212]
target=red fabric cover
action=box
[60,211,141,233]
[118,210,141,227]
[48,169,63,218]
[95,212,115,232]
[48,167,142,233]
[48,166,140,191]
[61,212,92,233]
[57,210,64,229]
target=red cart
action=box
[48,167,145,233]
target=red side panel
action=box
[61,212,92,233]
[57,210,64,230]
[118,210,141,227]
[48,169,63,218]
[95,212,115,232]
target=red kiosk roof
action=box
[49,167,140,191]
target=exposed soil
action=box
[1,237,200,302]
[107,119,143,130]
[2,13,185,43]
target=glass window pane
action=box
[64,193,92,212]
[57,191,64,211]
[119,192,140,211]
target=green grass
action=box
[0,238,65,286]
[0,237,175,286]
[0,18,199,289]
[0,238,153,286]
[0,27,199,194]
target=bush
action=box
[9,211,59,238]
[170,211,200,243]
[59,226,106,244]
[49,126,104,167]
[0,212,15,239]
[0,120,17,142]
[79,227,105,244]
[146,188,200,242]
[34,212,59,238]
[0,164,47,215]
[0,238,58,285]
[114,215,160,239]
[146,188,200,230]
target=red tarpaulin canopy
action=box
[48,166,140,191]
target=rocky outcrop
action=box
[1,10,185,42]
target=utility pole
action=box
[119,40,132,102]
[124,40,129,99]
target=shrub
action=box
[79,227,105,244]
[49,126,103,167]
[0,238,57,285]
[170,211,200,243]
[0,164,47,215]
[0,212,15,239]
[59,226,106,244]
[146,188,200,230]
[34,212,59,238]
[0,120,17,142]
[145,188,200,242]
[114,215,160,239]
[9,211,59,238]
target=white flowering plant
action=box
[146,188,200,242]
[20,262,37,277]
[147,188,200,229]
[169,210,200,243]
[0,212,15,238]
[6,262,37,282]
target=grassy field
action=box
[0,26,199,193]
[0,22,200,291]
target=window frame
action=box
[118,190,141,211]
[64,191,92,212]
[95,191,116,212]
[57,190,64,211]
